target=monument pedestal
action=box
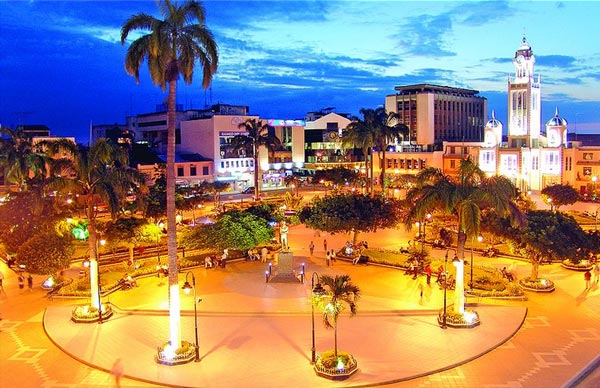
[268,251,301,283]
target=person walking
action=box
[27,274,33,291]
[425,264,432,285]
[309,241,315,256]
[593,261,600,283]
[325,250,331,267]
[111,358,124,388]
[323,238,328,253]
[584,270,592,289]
[0,270,5,295]
[18,274,24,290]
[330,249,336,265]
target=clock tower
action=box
[507,36,541,146]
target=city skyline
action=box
[1,0,599,143]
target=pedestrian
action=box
[111,358,124,388]
[27,274,33,291]
[261,247,268,263]
[309,241,315,256]
[425,264,432,285]
[323,238,328,253]
[330,249,336,265]
[584,270,592,289]
[413,259,419,279]
[0,270,5,294]
[418,281,424,303]
[593,261,600,283]
[18,274,24,290]
[326,250,331,267]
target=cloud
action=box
[536,55,577,69]
[394,13,456,57]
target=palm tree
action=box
[231,118,282,200]
[44,139,147,313]
[121,0,218,350]
[405,159,523,260]
[372,108,408,196]
[342,109,377,196]
[319,274,360,358]
[0,126,50,191]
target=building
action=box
[385,84,487,151]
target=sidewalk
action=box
[43,255,527,388]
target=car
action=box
[242,187,255,194]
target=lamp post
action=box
[310,272,326,364]
[442,248,458,329]
[182,271,200,362]
[470,236,483,288]
[156,221,164,265]
[84,237,106,324]
[593,176,598,201]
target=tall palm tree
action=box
[121,0,218,349]
[0,126,50,191]
[404,159,523,260]
[372,108,408,196]
[342,109,377,196]
[231,118,281,200]
[44,138,147,312]
[319,274,360,358]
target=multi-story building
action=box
[385,84,487,151]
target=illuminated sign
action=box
[267,119,306,126]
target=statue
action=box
[280,221,289,250]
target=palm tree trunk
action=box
[369,149,375,197]
[253,143,259,200]
[334,319,338,358]
[167,78,181,348]
[380,148,386,196]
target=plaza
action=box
[1,223,599,388]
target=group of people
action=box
[204,254,226,269]
[326,249,337,266]
[584,261,600,289]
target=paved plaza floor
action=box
[1,224,600,388]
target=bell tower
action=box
[507,36,541,147]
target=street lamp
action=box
[310,272,326,364]
[182,271,200,362]
[442,248,459,329]
[470,236,483,288]
[157,221,164,265]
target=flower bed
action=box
[518,277,555,292]
[437,309,480,328]
[314,350,358,380]
[71,304,113,323]
[156,340,197,365]
[466,282,526,299]
[561,259,593,272]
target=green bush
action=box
[318,350,354,369]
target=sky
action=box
[1,0,599,143]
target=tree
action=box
[44,138,146,312]
[404,159,523,261]
[373,108,408,196]
[319,274,360,358]
[312,167,360,190]
[298,193,401,244]
[231,118,282,200]
[121,0,218,350]
[182,210,273,252]
[342,109,377,195]
[541,184,579,210]
[16,230,73,275]
[0,126,50,191]
[492,210,594,280]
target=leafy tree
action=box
[0,126,50,191]
[0,192,62,255]
[318,274,360,358]
[16,230,73,275]
[298,193,401,244]
[541,184,579,210]
[205,181,230,207]
[312,167,360,190]
[182,210,273,251]
[44,138,146,312]
[491,210,594,280]
[245,203,281,223]
[121,0,218,348]
[231,118,282,200]
[404,159,523,261]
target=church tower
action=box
[507,36,541,147]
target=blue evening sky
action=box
[1,0,599,143]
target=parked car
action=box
[242,186,255,194]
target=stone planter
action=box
[155,341,197,365]
[519,277,555,293]
[561,259,593,272]
[314,351,358,380]
[71,304,113,323]
[437,309,480,328]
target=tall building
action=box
[385,84,487,151]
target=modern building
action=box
[385,84,487,151]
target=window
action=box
[177,167,184,176]
[450,160,456,169]
[190,166,197,176]
[202,166,209,175]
